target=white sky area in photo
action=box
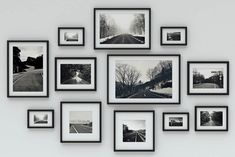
[117,60,161,82]
[18,46,43,61]
[123,120,145,130]
[194,68,223,79]
[70,111,92,122]
[34,113,47,120]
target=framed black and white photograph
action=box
[107,54,180,104]
[162,112,189,131]
[195,106,228,131]
[7,40,49,97]
[187,61,229,95]
[114,111,155,151]
[60,101,101,143]
[55,57,96,91]
[58,27,85,46]
[94,8,151,49]
[161,27,187,46]
[27,109,54,128]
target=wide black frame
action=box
[195,106,228,131]
[162,112,189,131]
[187,61,229,95]
[58,27,85,46]
[7,40,49,98]
[94,8,151,50]
[55,57,97,91]
[60,101,102,143]
[107,54,181,105]
[114,110,155,152]
[160,27,187,46]
[27,109,54,129]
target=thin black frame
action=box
[27,109,54,129]
[94,8,151,50]
[55,57,97,91]
[162,112,189,131]
[107,54,181,105]
[195,106,228,131]
[160,27,187,46]
[114,110,155,152]
[187,61,229,95]
[58,27,85,46]
[7,40,49,98]
[60,101,102,143]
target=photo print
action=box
[94,8,151,49]
[200,111,222,126]
[169,117,183,126]
[27,110,54,128]
[55,57,96,91]
[34,113,48,124]
[163,112,189,131]
[161,27,187,45]
[7,41,49,97]
[108,55,180,104]
[123,120,146,142]
[188,62,229,95]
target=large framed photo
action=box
[60,101,101,143]
[58,27,85,46]
[162,112,189,131]
[161,27,187,46]
[187,61,229,95]
[107,54,181,104]
[27,109,54,129]
[55,57,96,91]
[94,8,151,49]
[7,40,49,97]
[114,111,155,152]
[195,106,228,131]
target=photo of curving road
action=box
[101,34,144,44]
[123,130,146,142]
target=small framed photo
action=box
[94,8,151,49]
[27,110,54,128]
[162,112,189,131]
[195,106,228,131]
[7,40,49,97]
[114,111,155,152]
[60,101,101,143]
[161,27,187,46]
[55,57,96,91]
[58,27,85,46]
[107,54,181,104]
[187,61,229,95]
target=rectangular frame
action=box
[7,40,49,97]
[114,110,155,152]
[94,8,151,50]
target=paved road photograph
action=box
[70,124,92,133]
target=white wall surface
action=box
[0,0,234,156]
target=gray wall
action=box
[0,0,233,156]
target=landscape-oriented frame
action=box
[187,61,229,95]
[107,54,181,105]
[160,27,187,46]
[94,8,151,50]
[60,101,102,143]
[58,27,85,46]
[195,106,228,131]
[55,57,97,91]
[27,109,54,129]
[114,110,155,152]
[7,40,49,98]
[162,112,189,131]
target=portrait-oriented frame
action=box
[94,8,151,50]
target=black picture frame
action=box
[27,109,54,129]
[162,112,189,131]
[7,40,49,98]
[107,54,181,105]
[114,110,155,152]
[58,27,85,46]
[55,57,97,91]
[94,8,151,50]
[60,101,102,143]
[195,106,228,131]
[160,27,187,46]
[187,61,229,95]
